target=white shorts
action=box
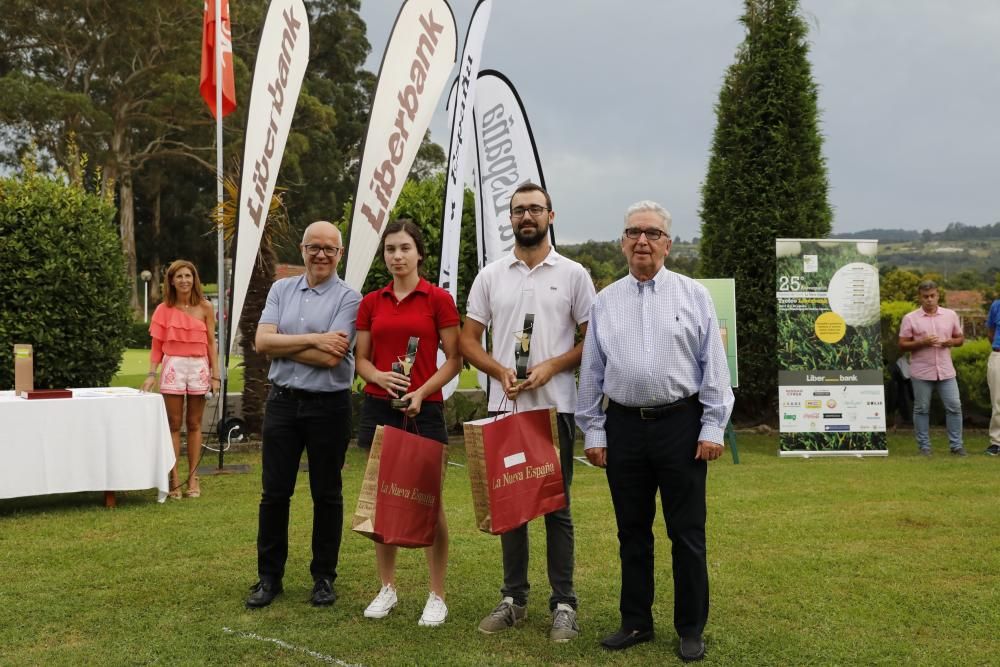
[160,355,210,395]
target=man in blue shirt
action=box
[986,298,1000,456]
[576,201,734,661]
[245,220,362,609]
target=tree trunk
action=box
[150,188,162,302]
[119,172,139,312]
[238,246,278,435]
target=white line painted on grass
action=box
[574,456,595,468]
[447,460,465,467]
[222,627,362,666]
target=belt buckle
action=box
[639,406,657,420]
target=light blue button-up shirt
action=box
[259,274,361,392]
[576,267,734,448]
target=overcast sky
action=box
[357,1,1000,245]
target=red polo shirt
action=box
[356,278,460,401]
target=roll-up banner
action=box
[344,0,458,291]
[228,0,310,350]
[438,0,492,299]
[776,239,887,457]
[473,70,549,267]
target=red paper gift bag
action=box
[352,425,445,548]
[463,408,566,535]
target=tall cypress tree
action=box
[699,0,832,418]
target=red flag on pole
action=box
[200,0,237,118]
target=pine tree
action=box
[699,0,832,418]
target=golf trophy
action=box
[513,313,535,383]
[391,336,419,409]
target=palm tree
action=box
[217,166,291,434]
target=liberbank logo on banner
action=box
[230,0,309,349]
[245,5,305,228]
[345,0,456,291]
[358,10,449,234]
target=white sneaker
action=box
[363,584,397,619]
[418,592,448,627]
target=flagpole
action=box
[214,0,227,471]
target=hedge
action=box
[0,171,130,388]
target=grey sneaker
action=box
[478,597,526,634]
[951,447,968,457]
[549,603,579,642]
[918,448,932,457]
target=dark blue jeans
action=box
[256,388,351,583]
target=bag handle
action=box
[401,413,422,436]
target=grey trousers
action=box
[497,411,577,611]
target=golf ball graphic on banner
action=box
[827,262,880,327]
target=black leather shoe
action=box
[310,577,337,607]
[246,580,283,609]
[600,628,654,650]
[679,635,706,661]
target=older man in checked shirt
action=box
[576,200,733,662]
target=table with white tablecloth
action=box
[0,388,175,503]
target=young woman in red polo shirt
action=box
[355,220,462,627]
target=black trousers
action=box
[256,388,352,583]
[605,399,708,637]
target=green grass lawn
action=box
[113,350,481,393]
[1,432,997,665]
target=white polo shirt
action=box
[465,247,596,413]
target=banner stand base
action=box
[198,464,252,475]
[779,450,889,458]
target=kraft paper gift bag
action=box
[353,424,445,548]
[463,408,566,535]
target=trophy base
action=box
[391,398,411,410]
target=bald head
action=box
[300,220,344,286]
[302,220,342,246]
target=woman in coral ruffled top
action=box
[141,260,220,499]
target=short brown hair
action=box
[510,181,552,211]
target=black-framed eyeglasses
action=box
[303,244,342,257]
[510,205,550,219]
[623,227,669,241]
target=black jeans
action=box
[605,399,708,637]
[495,411,577,611]
[256,388,352,583]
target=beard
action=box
[514,222,548,247]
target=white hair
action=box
[624,200,672,236]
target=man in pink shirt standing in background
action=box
[898,280,967,457]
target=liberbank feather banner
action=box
[775,239,887,457]
[438,0,492,298]
[228,0,309,348]
[344,0,457,291]
[474,70,547,266]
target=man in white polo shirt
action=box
[460,182,596,642]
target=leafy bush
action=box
[128,320,153,349]
[952,338,991,418]
[0,170,130,388]
[880,300,915,378]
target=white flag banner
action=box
[473,69,547,267]
[229,0,309,350]
[438,0,492,298]
[344,0,457,291]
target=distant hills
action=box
[834,221,1000,243]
